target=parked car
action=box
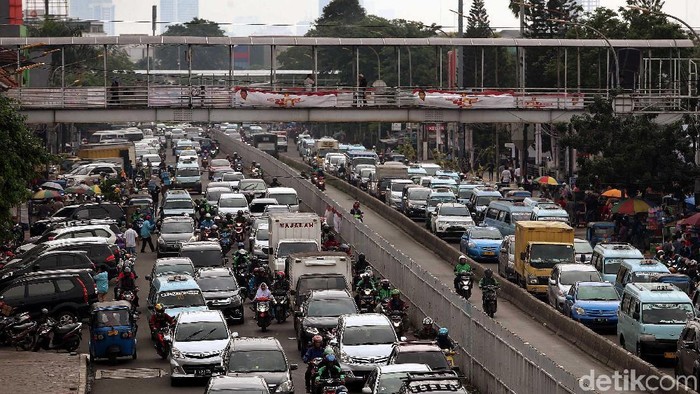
[30,203,125,236]
[0,250,95,289]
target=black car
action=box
[179,241,224,268]
[676,319,700,387]
[195,267,244,323]
[295,289,358,353]
[30,202,125,236]
[156,216,196,257]
[0,269,98,324]
[0,250,95,289]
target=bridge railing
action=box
[4,85,695,113]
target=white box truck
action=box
[268,213,322,272]
[287,252,352,310]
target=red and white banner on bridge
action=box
[232,87,352,108]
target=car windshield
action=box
[228,350,288,372]
[439,206,470,216]
[470,228,502,240]
[512,212,532,222]
[240,181,266,191]
[560,271,601,285]
[604,258,642,275]
[574,242,594,254]
[161,222,193,234]
[297,277,346,294]
[379,372,426,393]
[529,244,574,269]
[164,200,193,210]
[307,298,357,317]
[220,198,248,208]
[631,271,670,283]
[476,196,500,206]
[354,157,376,166]
[177,168,200,177]
[360,169,374,178]
[250,203,273,213]
[95,309,131,327]
[458,189,474,199]
[395,351,450,370]
[52,206,76,218]
[277,242,318,257]
[642,303,694,324]
[342,326,396,346]
[391,183,411,192]
[256,228,269,241]
[155,264,193,276]
[428,196,455,207]
[175,321,228,341]
[270,194,297,205]
[156,289,205,308]
[576,285,619,301]
[197,277,238,292]
[211,159,229,167]
[409,190,431,200]
[180,250,222,267]
[207,190,227,202]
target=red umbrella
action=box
[679,213,700,227]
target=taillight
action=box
[105,254,115,263]
[47,236,55,241]
[76,278,89,303]
[121,331,133,338]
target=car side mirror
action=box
[145,275,152,282]
[290,364,298,371]
[548,279,556,286]
[565,295,573,301]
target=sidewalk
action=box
[0,349,88,394]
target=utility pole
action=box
[519,1,528,182]
[152,5,157,36]
[457,0,464,89]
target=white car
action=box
[547,263,603,312]
[20,224,120,253]
[217,193,250,216]
[430,203,474,238]
[170,310,230,386]
[206,187,233,207]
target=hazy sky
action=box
[105,0,700,36]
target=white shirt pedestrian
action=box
[124,227,138,248]
[501,169,512,183]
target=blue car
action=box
[459,226,503,262]
[563,281,620,328]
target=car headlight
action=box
[1,272,13,280]
[220,297,233,305]
[574,306,586,316]
[171,347,184,359]
[157,237,165,245]
[527,275,538,284]
[468,242,477,249]
[276,380,293,393]
[305,326,319,335]
[253,243,263,250]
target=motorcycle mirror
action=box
[361,388,372,394]
[399,336,407,341]
[290,364,298,371]
[231,332,239,338]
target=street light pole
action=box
[457,0,463,89]
[367,47,381,81]
[549,19,620,90]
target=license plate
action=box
[194,369,212,377]
[595,318,607,323]
[664,352,676,359]
[483,252,495,256]
[107,330,118,336]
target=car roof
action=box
[43,237,111,248]
[594,243,644,257]
[308,289,353,300]
[621,259,670,272]
[625,282,691,302]
[207,187,233,193]
[162,216,194,224]
[393,341,443,353]
[341,313,390,327]
[377,364,432,374]
[177,310,225,324]
[153,274,200,290]
[155,257,194,266]
[180,241,222,250]
[556,263,598,272]
[219,193,247,200]
[50,224,112,234]
[436,202,467,209]
[231,336,283,351]
[208,376,268,391]
[267,187,297,194]
[196,267,233,277]
[250,198,278,204]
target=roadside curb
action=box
[78,353,89,394]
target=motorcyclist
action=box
[208,224,220,240]
[116,267,139,307]
[253,283,272,310]
[387,289,407,312]
[354,253,370,274]
[250,267,268,291]
[414,316,439,340]
[454,255,473,290]
[478,268,499,289]
[270,178,281,187]
[350,201,363,221]
[356,269,377,292]
[314,354,344,394]
[303,335,325,392]
[233,243,250,269]
[436,327,455,351]
[377,278,393,300]
[234,210,248,226]
[337,163,346,178]
[322,234,340,250]
[271,271,290,292]
[149,303,175,337]
[200,213,214,229]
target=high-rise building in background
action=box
[68,0,115,35]
[160,0,199,33]
[575,0,600,13]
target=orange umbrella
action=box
[601,189,624,198]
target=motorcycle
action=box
[219,230,232,256]
[117,288,139,313]
[482,285,500,318]
[388,310,407,336]
[271,290,289,324]
[254,298,272,331]
[356,288,377,313]
[33,316,82,352]
[314,377,345,394]
[455,272,473,300]
[0,312,38,350]
[251,168,262,179]
[152,326,171,359]
[234,224,246,243]
[317,176,326,191]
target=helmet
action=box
[340,244,350,253]
[124,267,131,273]
[205,213,212,218]
[325,354,336,363]
[391,289,400,296]
[237,210,244,216]
[380,279,390,288]
[336,386,348,394]
[459,255,467,263]
[438,327,448,336]
[41,308,49,315]
[272,177,278,183]
[358,253,366,262]
[323,347,335,356]
[353,201,360,209]
[422,317,433,326]
[276,271,285,279]
[211,224,218,230]
[312,335,323,344]
[154,303,165,313]
[656,250,665,258]
[485,268,493,278]
[238,242,245,249]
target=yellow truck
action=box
[514,221,575,295]
[77,142,136,167]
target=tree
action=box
[155,18,228,70]
[0,96,53,239]
[562,97,698,194]
[466,0,491,38]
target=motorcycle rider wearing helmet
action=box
[233,243,250,269]
[303,335,325,392]
[234,210,249,226]
[270,177,281,187]
[356,269,377,292]
[350,201,363,221]
[322,234,340,250]
[200,213,214,229]
[314,354,345,394]
[436,327,455,351]
[414,317,439,340]
[116,267,139,307]
[387,289,407,312]
[354,253,369,274]
[209,224,220,239]
[479,268,499,288]
[149,303,175,336]
[454,255,472,290]
[271,271,290,292]
[377,278,393,300]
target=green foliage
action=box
[155,18,228,70]
[0,96,53,238]
[562,96,698,193]
[397,142,416,162]
[465,0,491,38]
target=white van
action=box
[266,187,300,213]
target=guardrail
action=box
[216,133,595,394]
[3,85,695,113]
